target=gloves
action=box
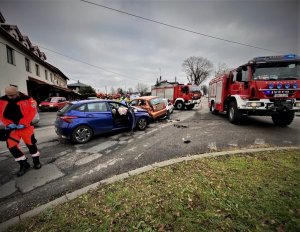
[17,124,26,129]
[6,124,17,129]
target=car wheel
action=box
[136,117,147,130]
[72,125,93,143]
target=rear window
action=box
[58,103,74,115]
[150,98,163,105]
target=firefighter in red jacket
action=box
[0,85,41,176]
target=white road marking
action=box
[134,152,144,160]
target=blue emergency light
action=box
[268,83,274,89]
[283,54,297,59]
[285,83,290,89]
[294,83,299,89]
[252,54,299,62]
[277,83,282,89]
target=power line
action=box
[39,45,151,83]
[80,0,287,54]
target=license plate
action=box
[274,94,288,97]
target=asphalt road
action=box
[0,102,299,223]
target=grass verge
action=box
[9,149,300,232]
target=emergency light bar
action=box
[250,54,300,63]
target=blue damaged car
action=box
[55,100,150,143]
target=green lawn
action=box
[9,149,300,232]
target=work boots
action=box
[17,160,30,177]
[32,156,42,169]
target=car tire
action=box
[136,117,148,130]
[72,125,93,144]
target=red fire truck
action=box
[151,83,201,110]
[208,54,300,126]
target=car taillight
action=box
[60,116,77,123]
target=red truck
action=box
[208,54,300,126]
[151,83,201,110]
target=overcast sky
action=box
[0,0,299,93]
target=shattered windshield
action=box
[253,62,300,80]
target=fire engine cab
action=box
[208,54,300,126]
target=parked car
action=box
[129,96,167,120]
[55,100,151,143]
[163,98,174,115]
[39,97,68,111]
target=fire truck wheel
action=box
[186,105,194,110]
[271,112,295,127]
[175,101,184,110]
[210,102,218,114]
[228,101,242,124]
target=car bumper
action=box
[39,106,58,111]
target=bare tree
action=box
[215,62,228,76]
[182,56,213,86]
[136,83,149,96]
[110,87,115,94]
[127,87,133,94]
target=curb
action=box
[1,146,299,231]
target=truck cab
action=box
[209,54,300,126]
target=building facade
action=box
[0,12,78,102]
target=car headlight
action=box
[49,104,54,107]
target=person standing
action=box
[0,85,41,177]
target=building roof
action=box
[0,12,5,23]
[0,26,69,80]
[68,81,89,87]
[0,12,69,81]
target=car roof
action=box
[70,99,123,105]
[134,96,160,100]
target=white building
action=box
[0,12,78,102]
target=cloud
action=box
[0,0,299,92]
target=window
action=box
[242,68,248,82]
[75,104,86,112]
[45,70,48,80]
[231,71,237,82]
[50,73,53,82]
[87,102,108,112]
[6,46,15,65]
[25,58,30,72]
[35,64,40,76]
